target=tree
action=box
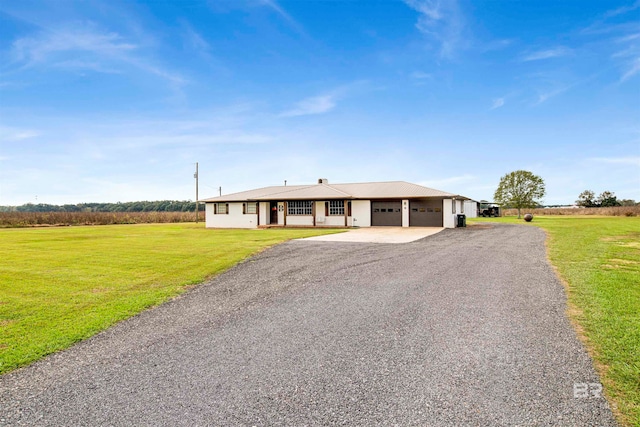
[597,191,621,207]
[576,190,596,207]
[494,170,546,218]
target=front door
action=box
[270,201,278,224]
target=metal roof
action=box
[201,180,471,203]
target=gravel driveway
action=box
[0,224,616,426]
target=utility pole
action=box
[194,162,199,223]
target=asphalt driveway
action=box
[0,224,616,426]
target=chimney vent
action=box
[318,178,328,184]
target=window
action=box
[287,200,312,215]
[243,203,257,214]
[328,200,344,216]
[452,200,457,214]
[214,203,228,215]
[461,201,464,214]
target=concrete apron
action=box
[298,227,444,244]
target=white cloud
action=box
[181,20,214,63]
[419,174,476,189]
[535,90,563,105]
[616,32,640,43]
[280,94,336,117]
[404,0,464,59]
[12,26,136,67]
[604,0,640,18]
[621,57,640,81]
[0,126,40,141]
[589,156,640,166]
[521,47,571,62]
[491,98,505,110]
[258,0,306,35]
[8,23,186,86]
[52,59,121,74]
[411,71,432,80]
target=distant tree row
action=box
[575,191,636,208]
[0,200,205,213]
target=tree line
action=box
[575,190,636,208]
[492,170,637,218]
[0,200,205,213]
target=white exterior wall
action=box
[205,202,258,228]
[314,201,326,225]
[443,199,456,228]
[402,199,409,227]
[286,215,314,226]
[324,216,346,226]
[463,200,478,218]
[259,202,269,225]
[350,200,371,227]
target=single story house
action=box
[201,179,477,229]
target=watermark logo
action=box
[574,382,602,398]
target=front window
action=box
[214,203,228,214]
[329,200,344,215]
[244,203,257,214]
[287,200,312,215]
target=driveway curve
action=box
[0,224,616,426]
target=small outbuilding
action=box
[201,179,477,229]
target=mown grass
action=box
[469,216,640,426]
[0,223,342,374]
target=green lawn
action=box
[0,223,342,374]
[469,216,639,426]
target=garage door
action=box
[409,200,443,227]
[371,201,402,226]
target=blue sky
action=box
[1,0,639,205]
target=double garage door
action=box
[371,200,443,227]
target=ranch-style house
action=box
[201,179,477,229]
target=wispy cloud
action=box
[7,23,186,86]
[521,47,572,62]
[11,25,136,67]
[258,0,306,35]
[621,57,640,81]
[534,86,571,105]
[411,71,432,80]
[0,125,40,142]
[280,94,336,117]
[604,0,640,18]
[490,97,505,110]
[410,71,432,85]
[419,174,476,189]
[181,21,212,60]
[616,32,640,43]
[590,156,640,166]
[52,59,122,74]
[612,31,640,82]
[404,0,464,59]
